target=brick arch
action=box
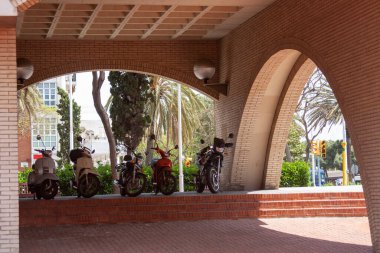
[23,59,219,99]
[263,56,316,189]
[230,38,338,190]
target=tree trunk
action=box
[91,71,117,182]
[346,127,353,182]
[285,143,292,162]
[145,129,154,166]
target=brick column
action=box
[0,28,19,253]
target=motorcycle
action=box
[150,134,177,195]
[27,135,59,200]
[115,147,147,197]
[69,136,100,198]
[194,133,234,194]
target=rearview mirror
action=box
[174,145,179,149]
[225,143,234,148]
[150,134,156,140]
[52,146,56,151]
[228,133,234,139]
[91,149,95,154]
[36,135,41,140]
[77,136,83,142]
[200,139,205,144]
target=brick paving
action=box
[20,217,371,253]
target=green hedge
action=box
[280,161,310,187]
[20,162,201,196]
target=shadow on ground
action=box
[20,218,371,253]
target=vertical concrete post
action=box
[0,2,19,252]
[0,25,19,253]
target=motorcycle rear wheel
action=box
[160,171,176,195]
[206,167,220,193]
[126,172,147,197]
[40,180,58,200]
[79,174,100,198]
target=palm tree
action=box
[306,68,353,177]
[144,77,211,164]
[18,85,44,135]
[105,74,214,164]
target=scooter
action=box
[69,136,100,198]
[115,146,147,197]
[150,134,177,195]
[27,135,59,200]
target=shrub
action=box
[18,167,33,183]
[95,163,113,195]
[56,164,76,196]
[280,161,310,187]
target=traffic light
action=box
[311,140,320,155]
[320,140,327,159]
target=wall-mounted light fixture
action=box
[17,58,34,87]
[193,59,228,96]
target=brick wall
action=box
[16,40,220,99]
[18,131,31,169]
[215,0,380,250]
[0,27,19,252]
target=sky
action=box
[72,71,344,141]
[73,72,111,121]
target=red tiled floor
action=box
[20,217,371,253]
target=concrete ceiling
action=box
[16,0,277,40]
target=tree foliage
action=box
[56,87,81,166]
[285,119,305,162]
[108,72,154,148]
[320,140,343,170]
[280,161,310,187]
[18,86,45,135]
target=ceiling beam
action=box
[172,6,213,39]
[46,2,65,38]
[16,11,24,37]
[141,5,177,39]
[110,5,140,39]
[78,4,103,39]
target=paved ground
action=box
[21,217,371,253]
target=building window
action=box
[32,117,58,149]
[37,82,56,107]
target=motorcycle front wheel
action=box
[79,174,100,198]
[195,175,205,193]
[206,167,220,193]
[125,172,147,197]
[40,179,58,200]
[160,170,176,195]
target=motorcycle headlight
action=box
[137,158,143,166]
[216,147,224,153]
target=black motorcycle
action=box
[194,133,233,193]
[115,148,147,197]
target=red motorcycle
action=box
[150,135,177,195]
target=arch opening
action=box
[229,45,356,192]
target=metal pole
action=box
[312,154,316,187]
[177,83,184,192]
[69,74,74,151]
[342,120,348,185]
[317,155,321,186]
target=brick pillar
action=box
[0,28,19,253]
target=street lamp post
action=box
[178,82,184,192]
[69,74,74,151]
